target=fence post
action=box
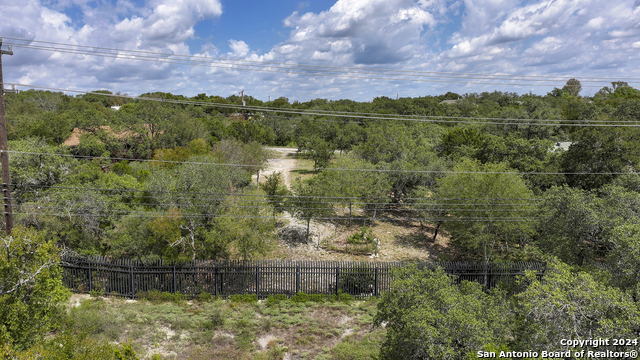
[335,267,340,295]
[374,267,379,297]
[256,265,259,300]
[349,202,352,227]
[130,263,135,300]
[214,265,218,298]
[173,264,177,294]
[295,265,300,294]
[88,261,92,293]
[488,264,492,290]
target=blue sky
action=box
[1,0,640,102]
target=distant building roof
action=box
[110,105,121,110]
[439,99,461,105]
[553,142,572,152]
[4,84,19,94]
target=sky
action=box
[1,0,640,102]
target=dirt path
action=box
[254,147,298,189]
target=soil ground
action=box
[253,147,452,262]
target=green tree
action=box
[515,259,640,352]
[440,127,485,159]
[0,227,71,350]
[608,223,640,297]
[259,172,291,214]
[76,133,108,157]
[158,112,208,148]
[7,139,78,202]
[289,180,334,242]
[215,189,277,260]
[475,134,562,192]
[374,264,511,360]
[536,185,640,266]
[435,159,536,268]
[561,127,640,190]
[310,154,390,225]
[561,78,582,97]
[304,137,334,169]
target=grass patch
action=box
[331,329,386,360]
[61,293,380,359]
[139,290,187,304]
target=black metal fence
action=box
[60,256,546,299]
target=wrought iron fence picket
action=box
[59,256,545,299]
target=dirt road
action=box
[253,147,298,189]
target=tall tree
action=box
[515,259,640,352]
[562,78,582,97]
[435,159,536,269]
[374,264,511,360]
[561,127,640,190]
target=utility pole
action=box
[240,89,246,144]
[0,38,14,236]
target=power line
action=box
[12,194,542,209]
[3,38,632,87]
[10,183,545,201]
[13,211,539,222]
[6,83,639,127]
[14,203,538,214]
[3,37,628,81]
[7,150,640,175]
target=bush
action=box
[291,292,326,303]
[265,294,288,307]
[345,228,376,255]
[332,291,354,303]
[139,290,186,304]
[0,332,139,360]
[0,227,71,350]
[374,264,511,359]
[196,291,215,303]
[201,309,226,330]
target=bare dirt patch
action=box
[270,212,448,261]
[69,294,91,308]
[253,147,299,189]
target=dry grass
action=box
[288,154,317,185]
[66,295,382,360]
[265,208,452,262]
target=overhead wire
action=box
[8,183,545,201]
[7,150,640,175]
[5,83,640,127]
[3,37,633,87]
[12,211,539,222]
[5,37,634,81]
[14,203,538,214]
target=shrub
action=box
[196,291,215,303]
[201,309,226,330]
[265,294,288,307]
[374,264,511,359]
[332,291,354,303]
[0,227,71,350]
[345,228,376,255]
[0,332,139,360]
[291,292,326,303]
[139,290,186,304]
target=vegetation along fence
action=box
[60,256,546,299]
